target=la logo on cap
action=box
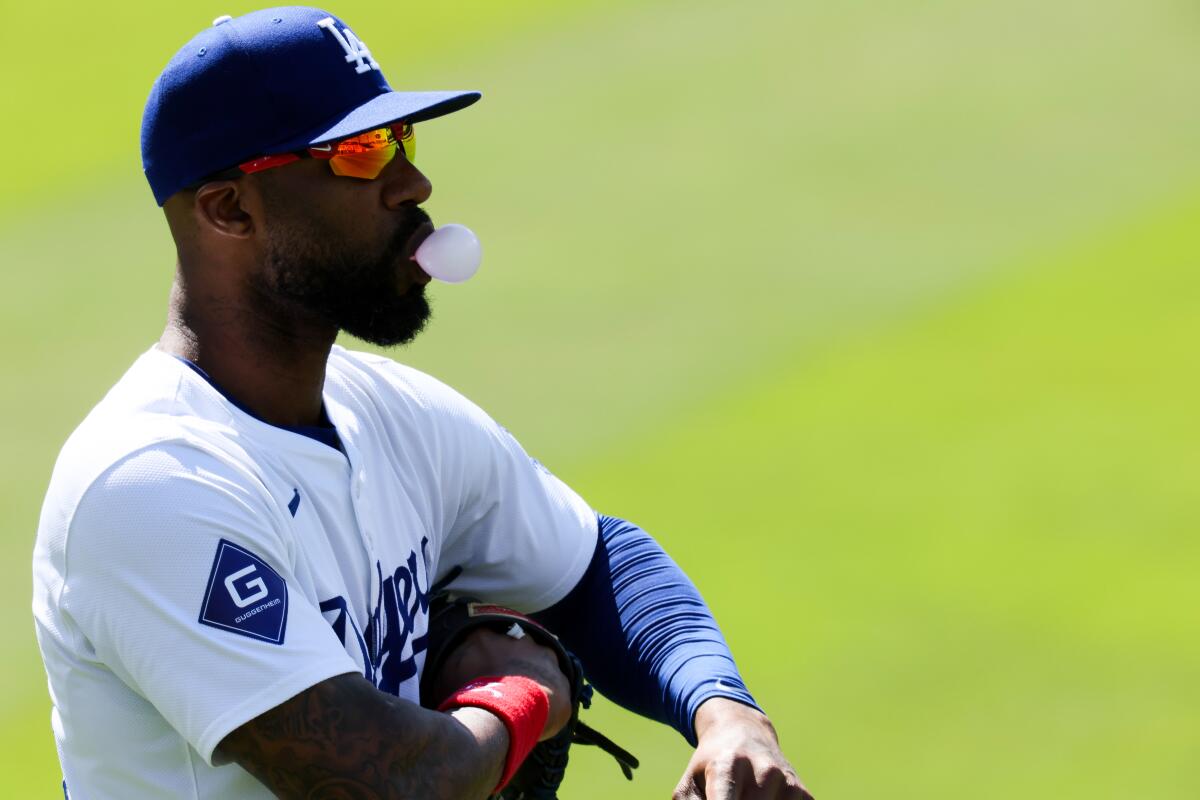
[317,17,380,74]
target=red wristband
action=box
[438,674,549,791]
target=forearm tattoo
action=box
[217,673,502,799]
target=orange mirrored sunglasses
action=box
[195,122,415,185]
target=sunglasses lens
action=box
[326,127,397,179]
[328,148,395,178]
[311,124,416,179]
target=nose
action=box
[380,156,432,209]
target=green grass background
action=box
[2,0,1197,796]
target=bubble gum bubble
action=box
[414,224,482,283]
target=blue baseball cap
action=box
[141,7,481,205]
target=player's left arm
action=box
[533,515,813,800]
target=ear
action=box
[194,181,255,239]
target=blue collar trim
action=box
[173,355,344,452]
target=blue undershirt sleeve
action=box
[532,514,761,745]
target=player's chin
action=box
[342,291,432,347]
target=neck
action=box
[159,276,336,428]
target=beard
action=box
[254,204,433,347]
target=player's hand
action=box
[426,625,573,741]
[673,698,813,800]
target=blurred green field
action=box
[3,0,1198,796]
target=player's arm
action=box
[218,673,507,799]
[218,628,573,800]
[533,515,812,800]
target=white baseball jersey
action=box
[32,345,598,799]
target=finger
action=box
[704,762,740,800]
[736,754,775,800]
[740,759,809,800]
[749,765,786,799]
[673,770,703,800]
[784,773,815,800]
[773,770,813,800]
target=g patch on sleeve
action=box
[199,539,288,645]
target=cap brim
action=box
[271,90,481,152]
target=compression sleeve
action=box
[532,514,761,745]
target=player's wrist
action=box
[694,696,776,743]
[446,706,510,790]
[439,675,549,791]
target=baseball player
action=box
[32,7,811,799]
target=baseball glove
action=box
[420,594,639,799]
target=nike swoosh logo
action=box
[310,144,333,152]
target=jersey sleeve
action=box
[534,515,762,745]
[59,442,359,764]
[411,373,598,613]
